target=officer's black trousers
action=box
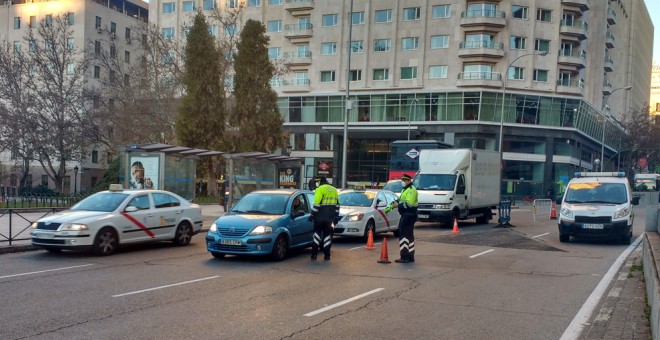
[398,214,416,261]
[312,220,333,258]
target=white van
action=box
[557,172,639,244]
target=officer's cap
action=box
[401,174,412,181]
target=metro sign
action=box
[406,148,420,159]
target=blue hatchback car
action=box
[206,189,315,261]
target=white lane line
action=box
[0,264,94,279]
[469,249,495,258]
[304,288,385,317]
[112,276,219,298]
[349,245,366,250]
[560,234,643,340]
[532,232,551,239]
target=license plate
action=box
[36,232,54,239]
[418,214,429,219]
[582,223,604,229]
[220,239,242,246]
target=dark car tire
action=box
[173,222,192,246]
[621,230,632,245]
[271,235,288,261]
[559,233,570,243]
[44,247,61,253]
[475,209,492,225]
[93,227,118,256]
[211,252,226,259]
[363,220,376,242]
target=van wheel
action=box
[621,231,632,245]
[475,209,491,224]
[559,234,570,243]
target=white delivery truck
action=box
[413,149,500,225]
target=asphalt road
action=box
[0,207,646,340]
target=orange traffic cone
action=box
[452,218,460,235]
[550,202,557,219]
[366,229,376,250]
[377,237,391,264]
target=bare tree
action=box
[618,104,660,174]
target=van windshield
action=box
[413,174,456,191]
[564,182,628,204]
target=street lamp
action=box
[407,98,418,140]
[73,165,78,194]
[600,86,632,171]
[341,0,355,189]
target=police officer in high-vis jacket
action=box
[385,173,418,263]
[310,176,339,261]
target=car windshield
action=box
[71,192,130,212]
[339,192,375,207]
[564,182,628,204]
[231,192,288,215]
[413,174,456,190]
[383,181,403,193]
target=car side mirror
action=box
[125,206,138,212]
[632,196,640,205]
[377,200,387,208]
[291,210,305,219]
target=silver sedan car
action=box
[334,189,401,241]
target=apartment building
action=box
[151,0,652,197]
[0,0,148,194]
[652,63,660,120]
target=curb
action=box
[0,244,40,255]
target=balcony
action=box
[602,81,613,95]
[283,51,312,66]
[284,0,314,14]
[456,72,502,88]
[558,49,586,69]
[604,55,614,72]
[561,0,590,11]
[556,79,585,96]
[284,23,313,39]
[607,7,617,25]
[281,78,311,93]
[457,41,505,58]
[459,10,506,28]
[605,31,615,48]
[559,20,588,40]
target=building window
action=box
[66,37,74,50]
[512,5,528,19]
[66,63,74,75]
[533,69,548,82]
[110,22,116,34]
[125,51,130,63]
[349,70,362,81]
[401,67,418,80]
[536,9,552,22]
[124,74,130,86]
[401,37,419,51]
[45,14,53,27]
[508,67,524,80]
[320,71,335,83]
[430,35,449,49]
[267,20,282,32]
[429,65,448,79]
[109,70,116,83]
[351,12,365,25]
[322,14,338,27]
[67,13,75,25]
[375,9,392,23]
[268,47,281,59]
[163,2,176,13]
[183,1,195,12]
[535,39,550,52]
[95,16,102,29]
[42,175,48,186]
[224,24,236,36]
[227,0,238,9]
[269,0,282,5]
[125,28,131,40]
[29,16,37,28]
[432,5,451,18]
[94,40,101,54]
[162,27,175,39]
[29,42,36,52]
[93,66,100,79]
[351,40,364,53]
[321,42,337,55]
[403,7,421,21]
[13,41,20,53]
[110,45,116,58]
[373,68,389,81]
[248,0,261,7]
[92,150,99,163]
[203,0,215,10]
[510,36,526,50]
[374,39,391,52]
[14,17,20,29]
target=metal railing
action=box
[0,208,64,245]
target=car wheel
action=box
[621,230,632,245]
[44,247,61,253]
[559,233,570,243]
[211,252,226,259]
[93,227,118,256]
[271,235,288,261]
[173,222,192,246]
[363,220,376,242]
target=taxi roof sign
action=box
[574,172,625,178]
[108,184,124,191]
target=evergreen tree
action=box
[233,19,285,153]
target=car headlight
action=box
[347,213,364,222]
[59,223,88,231]
[209,222,217,233]
[434,204,451,209]
[249,225,272,235]
[560,206,574,219]
[31,222,38,228]
[614,206,631,219]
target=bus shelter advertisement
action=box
[129,155,161,190]
[278,167,300,189]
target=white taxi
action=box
[31,185,203,256]
[334,189,401,241]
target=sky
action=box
[644,0,659,63]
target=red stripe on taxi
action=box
[120,212,156,238]
[376,209,391,227]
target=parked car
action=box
[334,189,400,241]
[31,184,203,256]
[382,179,403,197]
[206,189,315,261]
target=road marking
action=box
[304,288,384,317]
[0,264,94,279]
[112,276,219,298]
[349,245,366,250]
[532,232,550,239]
[469,249,495,258]
[560,234,642,340]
